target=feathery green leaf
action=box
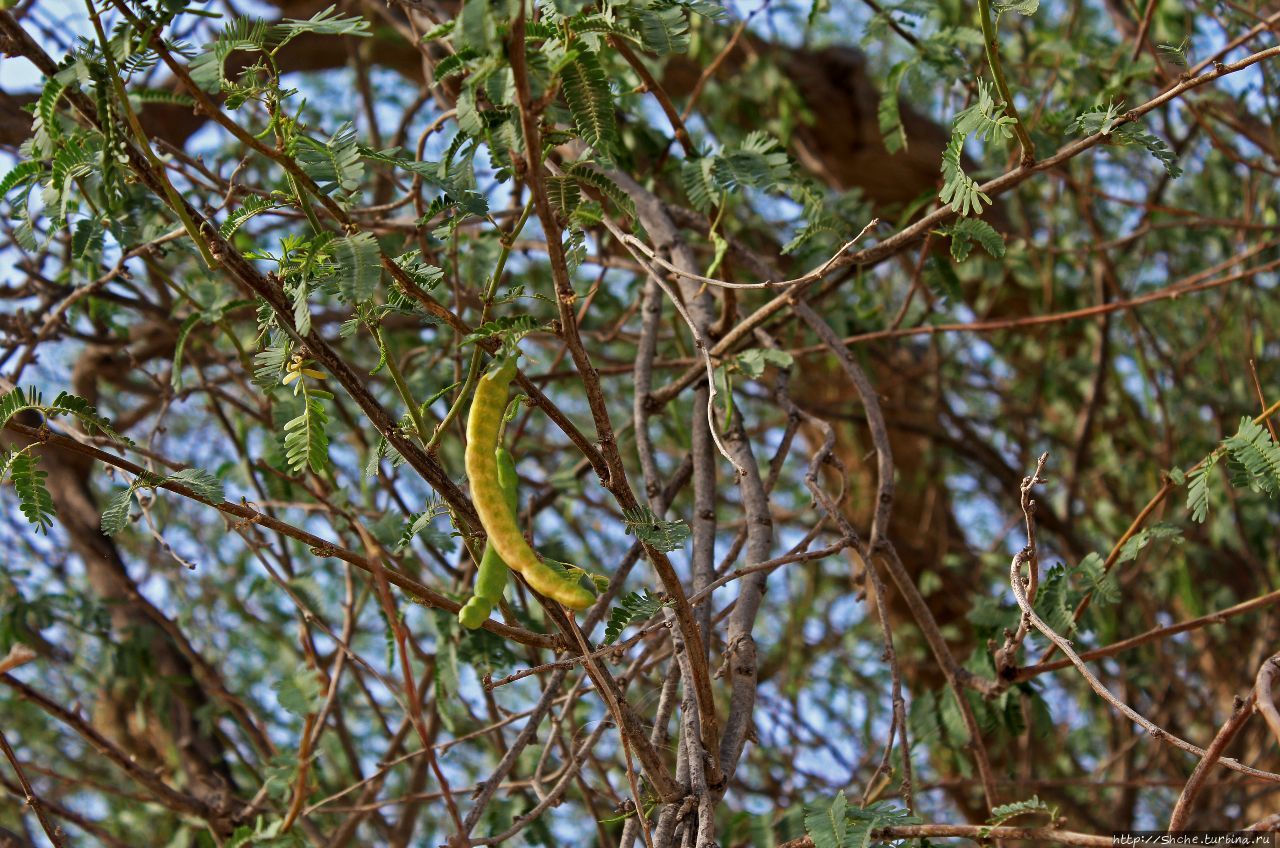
[603,589,667,645]
[9,453,55,533]
[560,49,618,156]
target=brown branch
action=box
[0,727,64,847]
[779,824,1114,847]
[649,44,1280,407]
[0,9,482,537]
[794,298,1001,812]
[1168,691,1255,831]
[609,36,695,156]
[1254,653,1280,751]
[2,418,560,650]
[1036,395,1280,666]
[354,525,464,833]
[994,453,1048,675]
[1009,458,1280,784]
[1,674,214,819]
[507,6,690,804]
[1016,587,1280,681]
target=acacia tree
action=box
[3,0,1280,844]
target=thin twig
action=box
[0,727,64,847]
[1009,458,1280,783]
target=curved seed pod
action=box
[458,446,518,629]
[465,357,595,611]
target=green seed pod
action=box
[464,357,595,611]
[458,447,518,629]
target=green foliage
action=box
[1033,563,1075,635]
[189,7,369,91]
[1223,417,1280,495]
[670,0,726,19]
[1186,416,1280,523]
[391,250,445,292]
[546,176,582,218]
[1187,451,1219,524]
[252,339,293,391]
[0,387,43,430]
[567,163,636,220]
[803,792,918,848]
[46,134,97,224]
[220,196,285,238]
[1076,553,1120,606]
[295,122,365,197]
[1158,37,1191,68]
[877,60,915,154]
[994,0,1039,16]
[434,48,478,81]
[431,610,466,732]
[291,278,312,337]
[457,617,520,673]
[714,132,792,192]
[100,486,135,536]
[937,79,1020,217]
[954,80,1016,143]
[944,217,1006,261]
[1072,101,1182,178]
[101,466,224,536]
[273,669,322,716]
[560,49,619,157]
[455,0,496,53]
[933,686,970,746]
[1116,522,1183,563]
[632,5,691,54]
[125,87,196,109]
[622,506,691,552]
[562,227,588,272]
[188,17,271,91]
[360,146,448,184]
[47,392,131,443]
[278,5,371,38]
[982,795,1056,837]
[847,802,921,846]
[396,508,452,554]
[282,388,333,475]
[71,217,102,259]
[734,348,795,379]
[167,468,225,502]
[331,232,381,305]
[780,182,873,257]
[683,132,791,213]
[0,160,43,200]
[455,86,484,137]
[462,315,542,347]
[939,132,990,217]
[803,789,847,848]
[1,387,134,534]
[227,816,307,847]
[7,454,54,534]
[603,589,668,644]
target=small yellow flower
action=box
[283,355,325,387]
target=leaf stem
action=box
[374,323,430,446]
[425,200,534,453]
[976,0,1036,164]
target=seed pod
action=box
[458,446,518,629]
[464,357,595,611]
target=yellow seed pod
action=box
[464,357,594,611]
